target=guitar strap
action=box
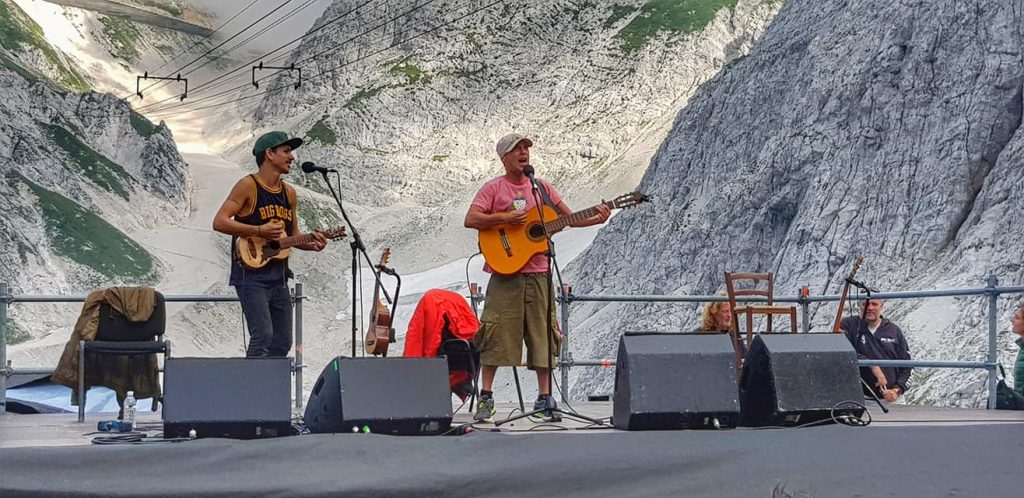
[535,181,558,210]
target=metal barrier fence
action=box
[555,275,1024,409]
[0,282,307,416]
[5,276,1021,413]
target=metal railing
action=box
[0,282,307,416]
[556,275,1024,409]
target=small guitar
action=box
[479,191,649,275]
[365,248,393,356]
[236,226,346,270]
[832,256,864,333]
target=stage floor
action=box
[2,401,1023,449]
[2,402,1023,497]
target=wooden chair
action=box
[724,272,797,351]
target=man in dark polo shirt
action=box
[840,299,912,401]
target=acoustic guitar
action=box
[236,226,346,270]
[365,248,393,356]
[478,191,649,275]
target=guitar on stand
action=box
[832,255,864,333]
[365,248,399,356]
[478,191,648,274]
[236,226,347,269]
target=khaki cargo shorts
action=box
[474,273,561,369]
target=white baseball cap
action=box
[495,133,533,158]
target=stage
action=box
[1,403,1022,497]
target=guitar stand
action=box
[375,265,401,357]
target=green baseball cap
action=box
[252,131,303,157]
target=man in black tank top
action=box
[213,131,328,358]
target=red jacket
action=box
[403,289,479,358]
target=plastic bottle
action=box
[123,391,137,432]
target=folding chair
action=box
[77,291,169,422]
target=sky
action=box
[186,0,335,51]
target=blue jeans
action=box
[235,284,293,358]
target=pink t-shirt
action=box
[471,176,563,274]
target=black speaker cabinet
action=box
[304,357,452,435]
[163,357,292,439]
[739,334,865,427]
[613,333,739,430]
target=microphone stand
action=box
[314,169,391,357]
[851,283,888,414]
[494,169,605,427]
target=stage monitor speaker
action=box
[163,357,292,439]
[304,357,452,435]
[613,333,739,430]
[739,333,865,427]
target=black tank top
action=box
[229,174,294,287]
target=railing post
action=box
[559,283,571,403]
[468,282,482,317]
[1,282,8,416]
[293,283,303,410]
[799,286,810,334]
[986,274,998,410]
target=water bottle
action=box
[123,391,137,432]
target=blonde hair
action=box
[700,291,730,331]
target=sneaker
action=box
[531,395,560,421]
[473,395,496,423]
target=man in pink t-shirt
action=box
[464,133,611,422]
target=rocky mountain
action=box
[564,0,1024,407]
[190,0,784,273]
[2,0,89,90]
[1,0,196,344]
[73,0,780,400]
[13,0,226,96]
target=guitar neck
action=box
[276,232,315,249]
[543,201,612,232]
[832,284,852,332]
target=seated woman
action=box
[699,294,733,334]
[697,292,745,357]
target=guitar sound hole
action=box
[527,223,545,240]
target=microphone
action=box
[300,161,335,174]
[846,277,878,294]
[522,164,540,192]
